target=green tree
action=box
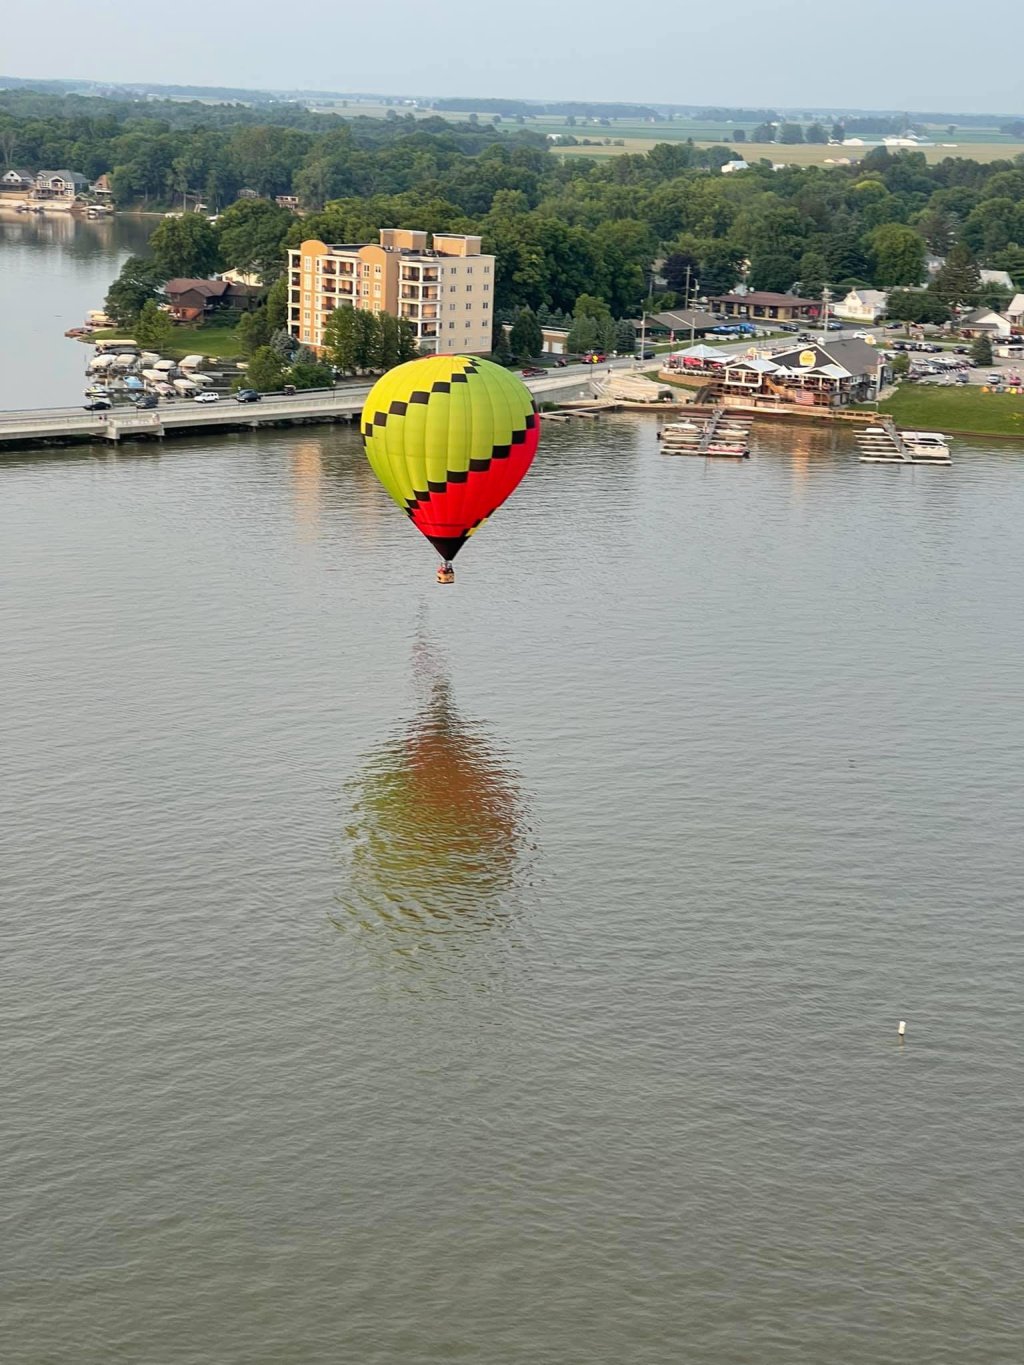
[235,307,272,356]
[805,122,828,144]
[932,242,981,306]
[373,312,402,372]
[396,318,419,363]
[891,351,910,378]
[265,275,289,332]
[778,123,805,144]
[572,293,613,324]
[135,299,175,349]
[215,198,294,283]
[886,289,950,325]
[971,333,993,366]
[869,223,926,287]
[245,345,288,392]
[492,323,512,364]
[322,305,360,374]
[567,315,599,354]
[288,358,335,389]
[353,310,380,370]
[105,256,165,328]
[749,250,799,293]
[797,249,830,297]
[149,213,221,279]
[615,318,637,353]
[509,306,542,359]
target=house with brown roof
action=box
[163,278,260,322]
[710,291,819,322]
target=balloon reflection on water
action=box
[335,643,536,976]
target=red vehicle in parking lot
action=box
[582,352,606,364]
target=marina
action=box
[856,418,952,464]
[658,408,754,457]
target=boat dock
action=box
[856,418,952,465]
[658,408,753,458]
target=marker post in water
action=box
[898,1020,906,1039]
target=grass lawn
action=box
[89,316,244,362]
[879,385,1024,438]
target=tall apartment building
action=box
[287,228,495,356]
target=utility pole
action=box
[821,285,832,342]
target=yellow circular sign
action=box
[799,349,817,367]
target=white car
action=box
[193,391,220,403]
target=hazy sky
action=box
[4,0,1023,114]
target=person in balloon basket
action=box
[436,561,456,584]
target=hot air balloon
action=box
[360,355,540,576]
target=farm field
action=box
[310,103,1024,165]
[557,138,1024,165]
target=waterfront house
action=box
[91,173,114,199]
[1007,294,1024,328]
[163,278,260,322]
[1,168,35,190]
[709,290,819,322]
[275,195,299,210]
[834,288,888,323]
[33,170,88,200]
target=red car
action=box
[583,352,607,364]
[521,366,545,377]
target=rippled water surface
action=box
[3,416,1024,1364]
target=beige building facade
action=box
[288,229,495,356]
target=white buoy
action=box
[898,1020,906,1038]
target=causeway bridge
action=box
[0,369,608,453]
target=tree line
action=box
[62,90,1024,354]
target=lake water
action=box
[0,210,152,410]
[3,225,1024,1364]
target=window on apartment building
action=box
[466,266,473,274]
[449,304,456,311]
[302,330,311,342]
[303,311,311,322]
[483,264,491,273]
[449,285,456,293]
[482,301,489,310]
[465,303,472,310]
[303,293,311,306]
[374,264,382,275]
[373,284,381,296]
[362,264,370,276]
[483,283,490,292]
[448,322,456,330]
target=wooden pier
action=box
[658,408,753,458]
[856,418,951,465]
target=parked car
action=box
[521,366,545,377]
[83,398,111,411]
[635,347,656,360]
[775,321,799,333]
[194,391,220,404]
[235,388,263,403]
[137,394,158,409]
[826,319,843,331]
[553,357,569,368]
[953,346,969,355]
